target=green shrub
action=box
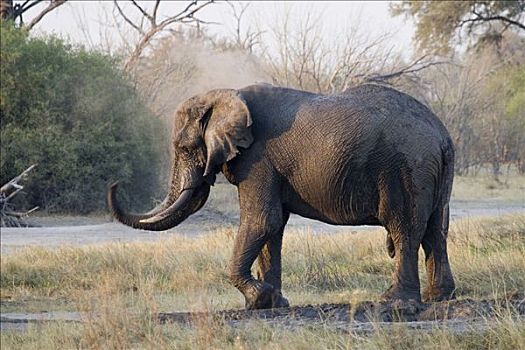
[0,21,167,213]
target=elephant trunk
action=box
[107,165,210,231]
[138,188,195,224]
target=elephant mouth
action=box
[139,187,196,224]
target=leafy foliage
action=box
[391,1,525,54]
[0,21,167,213]
[395,27,525,176]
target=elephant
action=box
[107,83,456,309]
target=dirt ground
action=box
[1,202,524,252]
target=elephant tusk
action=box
[139,188,195,224]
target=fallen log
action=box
[1,164,38,227]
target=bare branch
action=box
[364,56,450,84]
[131,0,153,24]
[152,0,161,24]
[262,7,402,93]
[26,0,66,30]
[4,207,39,218]
[0,164,37,194]
[19,0,33,10]
[19,0,41,14]
[169,0,198,21]
[113,0,144,35]
[226,1,262,51]
[178,17,219,26]
[118,0,216,73]
[157,1,214,29]
[470,9,525,31]
[1,164,38,227]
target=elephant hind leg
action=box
[379,168,432,302]
[421,204,456,302]
[381,218,425,302]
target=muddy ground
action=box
[158,292,525,332]
[2,293,524,333]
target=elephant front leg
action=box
[229,161,290,309]
[255,212,290,308]
[229,212,289,310]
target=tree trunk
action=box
[0,0,14,20]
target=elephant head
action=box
[107,89,253,231]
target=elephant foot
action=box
[381,284,421,303]
[422,287,456,302]
[244,282,290,310]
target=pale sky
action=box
[27,1,415,57]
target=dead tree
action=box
[0,0,67,30]
[113,0,216,73]
[1,164,38,227]
[226,2,263,53]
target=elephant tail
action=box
[434,137,455,236]
[439,137,455,209]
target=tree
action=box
[399,33,525,178]
[392,1,525,54]
[112,0,216,73]
[225,2,262,54]
[262,7,446,94]
[0,22,166,213]
[479,63,525,178]
[0,0,66,30]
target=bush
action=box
[0,22,167,213]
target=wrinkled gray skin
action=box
[108,83,456,309]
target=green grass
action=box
[1,214,524,348]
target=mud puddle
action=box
[2,294,523,333]
[159,293,525,325]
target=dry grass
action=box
[204,182,240,216]
[1,214,524,348]
[451,174,525,205]
[2,314,524,350]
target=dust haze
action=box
[133,33,270,122]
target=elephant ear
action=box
[202,90,253,178]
